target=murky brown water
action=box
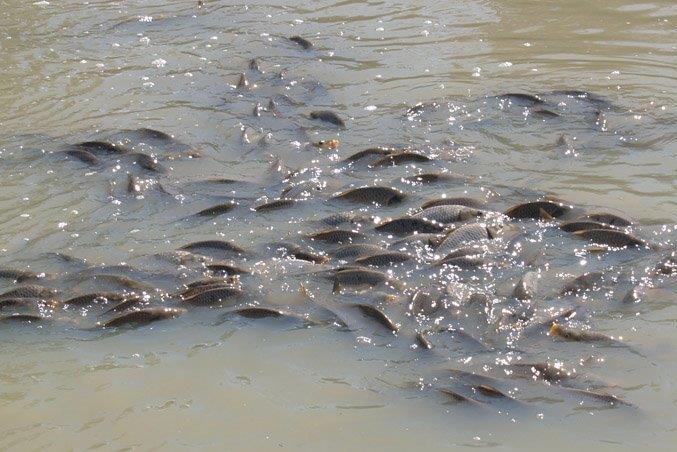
[1,0,677,449]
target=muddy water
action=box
[1,0,677,450]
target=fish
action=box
[309,110,345,128]
[438,388,483,405]
[180,240,247,256]
[122,152,165,173]
[435,223,491,255]
[100,307,186,328]
[561,272,605,295]
[560,221,614,232]
[74,141,128,155]
[512,271,539,300]
[574,229,645,248]
[496,93,545,105]
[0,313,45,324]
[321,212,373,227]
[0,285,58,300]
[505,201,570,219]
[330,244,385,260]
[347,303,399,333]
[195,203,237,217]
[0,268,41,283]
[102,297,144,314]
[254,199,297,212]
[64,292,126,306]
[369,152,431,167]
[272,242,328,264]
[63,149,101,166]
[375,218,445,235]
[248,58,261,72]
[655,250,677,275]
[332,268,400,292]
[421,197,486,209]
[236,73,250,90]
[135,128,174,141]
[402,173,458,184]
[549,323,620,345]
[342,147,398,163]
[81,274,155,292]
[412,205,483,225]
[182,287,244,306]
[289,35,313,50]
[308,229,367,244]
[206,263,250,275]
[417,328,488,351]
[586,213,632,227]
[355,252,411,267]
[334,186,405,205]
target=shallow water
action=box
[1,0,677,449]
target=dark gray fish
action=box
[507,362,574,385]
[102,297,144,314]
[402,173,457,184]
[655,250,677,275]
[334,186,405,205]
[436,223,491,255]
[127,152,165,173]
[505,201,570,219]
[206,262,250,275]
[321,212,373,227]
[0,313,45,324]
[560,221,614,233]
[63,149,101,166]
[180,240,247,256]
[0,285,57,300]
[355,252,411,267]
[561,272,605,295]
[182,287,244,306]
[0,268,41,283]
[413,205,483,225]
[342,148,398,163]
[195,203,237,217]
[370,152,431,168]
[531,107,560,118]
[549,323,620,345]
[330,244,384,260]
[348,303,398,333]
[0,297,53,311]
[574,229,645,248]
[289,35,313,50]
[135,128,174,141]
[559,387,632,408]
[409,289,443,316]
[75,141,128,155]
[512,271,538,300]
[333,268,399,292]
[308,229,367,244]
[438,388,483,405]
[496,93,545,105]
[236,73,249,90]
[375,218,444,235]
[101,307,186,328]
[64,292,125,306]
[272,242,328,264]
[254,199,297,212]
[417,328,488,352]
[473,384,516,401]
[309,110,345,128]
[586,213,632,227]
[83,274,155,292]
[248,58,261,72]
[421,197,486,209]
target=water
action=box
[1,0,677,449]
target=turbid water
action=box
[1,0,677,450]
